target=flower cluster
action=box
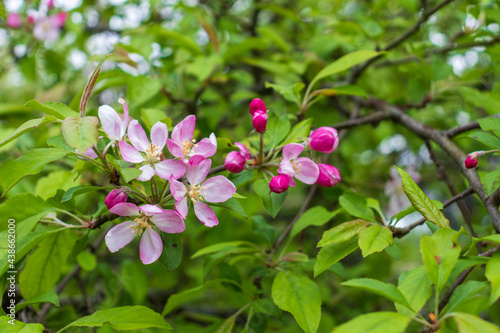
[224,98,341,193]
[94,99,236,264]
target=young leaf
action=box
[332,312,411,333]
[80,53,112,116]
[339,191,376,222]
[271,270,321,333]
[281,118,313,146]
[25,100,79,119]
[466,131,500,149]
[342,278,410,309]
[58,305,172,332]
[317,219,369,247]
[485,253,500,304]
[396,266,432,315]
[291,206,340,238]
[0,116,56,148]
[16,291,60,311]
[0,148,70,195]
[452,312,500,333]
[396,166,449,228]
[210,198,247,218]
[314,237,359,277]
[420,228,460,293]
[0,316,44,332]
[253,179,287,218]
[61,185,106,203]
[191,241,256,259]
[478,117,500,137]
[61,116,99,153]
[358,225,393,257]
[159,233,183,270]
[441,281,488,315]
[107,155,142,183]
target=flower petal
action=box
[186,156,211,185]
[98,105,123,140]
[194,202,219,227]
[110,202,140,216]
[151,210,186,233]
[201,176,236,203]
[105,221,137,252]
[175,197,189,219]
[294,157,319,184]
[166,139,184,159]
[169,177,187,201]
[128,120,150,152]
[235,142,251,160]
[151,121,168,150]
[191,136,217,158]
[155,159,186,180]
[119,141,144,163]
[136,164,156,181]
[118,98,130,138]
[282,143,304,161]
[171,115,195,146]
[139,204,164,215]
[278,159,295,177]
[140,228,162,265]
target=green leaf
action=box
[420,228,460,293]
[159,233,183,270]
[282,252,309,262]
[58,305,172,332]
[452,312,500,333]
[76,251,97,271]
[16,291,60,311]
[214,314,237,333]
[342,278,410,309]
[265,81,304,105]
[396,266,432,315]
[317,219,369,247]
[396,166,449,228]
[191,241,256,259]
[61,116,99,153]
[61,185,106,203]
[481,169,500,196]
[271,271,321,333]
[291,206,340,238]
[141,108,172,130]
[465,131,500,149]
[148,25,203,55]
[358,225,393,257]
[441,281,488,315]
[314,237,359,277]
[339,191,376,222]
[0,116,56,148]
[478,117,500,137]
[108,155,142,183]
[281,118,313,146]
[25,100,78,119]
[0,1,6,20]
[393,199,443,221]
[0,316,44,332]
[19,230,76,299]
[71,232,89,257]
[253,179,287,218]
[310,50,380,87]
[0,193,52,233]
[210,198,247,218]
[485,253,500,304]
[332,312,411,333]
[310,85,367,98]
[0,148,70,195]
[266,113,291,149]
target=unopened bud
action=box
[225,151,246,173]
[252,110,267,133]
[309,127,339,153]
[249,98,267,116]
[105,188,130,209]
[269,175,289,193]
[317,164,341,187]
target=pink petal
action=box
[139,204,164,215]
[201,176,236,203]
[151,210,186,233]
[151,122,168,150]
[110,202,140,216]
[191,136,217,158]
[119,141,144,163]
[175,197,189,219]
[294,157,319,184]
[194,202,219,227]
[283,143,304,161]
[169,177,187,201]
[235,142,251,160]
[128,120,150,152]
[118,98,130,137]
[282,173,296,187]
[137,164,156,181]
[99,105,123,140]
[105,221,137,252]
[186,156,211,185]
[171,115,195,146]
[166,139,185,159]
[140,228,163,265]
[278,159,295,177]
[155,159,186,180]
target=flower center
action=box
[145,143,161,164]
[292,160,302,174]
[130,214,152,236]
[187,184,205,203]
[182,139,198,157]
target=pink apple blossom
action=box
[269,175,289,193]
[234,142,251,160]
[6,13,21,28]
[309,127,339,153]
[105,187,130,209]
[278,143,319,186]
[166,115,217,163]
[33,15,61,42]
[170,156,236,227]
[252,110,267,133]
[249,98,267,116]
[119,120,186,181]
[317,164,341,187]
[225,151,246,173]
[98,98,130,141]
[54,12,68,28]
[105,203,185,264]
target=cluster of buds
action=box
[86,99,236,264]
[224,98,341,194]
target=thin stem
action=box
[55,209,87,225]
[159,180,170,200]
[259,133,264,167]
[92,146,110,174]
[413,316,434,329]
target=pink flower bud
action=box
[252,110,267,133]
[317,164,341,187]
[225,151,246,173]
[47,0,55,8]
[309,127,339,153]
[27,15,35,24]
[269,175,289,193]
[55,12,68,27]
[464,155,478,169]
[6,13,21,28]
[105,188,130,209]
[249,98,267,116]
